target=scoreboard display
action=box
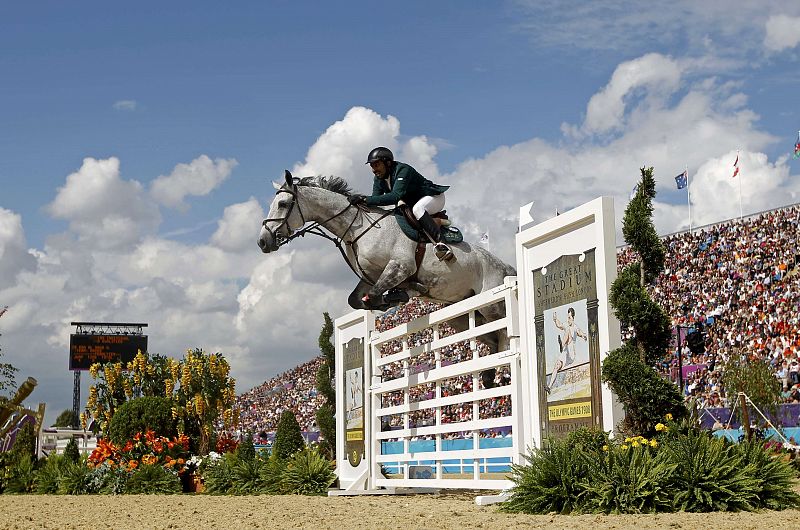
[69,334,147,371]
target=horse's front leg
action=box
[348,280,373,310]
[364,259,415,307]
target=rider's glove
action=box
[348,194,366,205]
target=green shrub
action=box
[230,455,266,495]
[57,459,96,494]
[236,432,256,462]
[10,421,37,465]
[735,440,800,510]
[260,455,288,494]
[281,447,335,495]
[124,464,181,494]
[602,343,686,435]
[566,427,610,454]
[662,429,758,512]
[583,444,676,514]
[4,454,37,493]
[202,452,237,494]
[34,454,70,494]
[63,438,80,464]
[108,396,176,445]
[501,440,590,514]
[273,410,305,460]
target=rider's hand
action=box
[349,194,366,205]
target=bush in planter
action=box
[108,396,176,445]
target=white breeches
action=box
[412,194,446,219]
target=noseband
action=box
[261,184,304,248]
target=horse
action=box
[257,171,517,360]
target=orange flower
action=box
[141,454,158,466]
[152,440,164,453]
[177,458,185,465]
[128,460,139,470]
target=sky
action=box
[2,1,800,425]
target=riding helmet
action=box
[366,146,394,164]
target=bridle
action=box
[261,183,393,285]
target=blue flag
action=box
[675,170,688,190]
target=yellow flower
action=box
[631,441,640,448]
[602,445,609,452]
[655,423,667,432]
[649,439,658,448]
[665,413,673,421]
[621,444,629,450]
[89,363,100,379]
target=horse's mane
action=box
[297,176,354,197]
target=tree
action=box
[601,167,687,435]
[315,313,336,458]
[273,410,305,460]
[721,357,782,428]
[0,306,18,398]
[53,409,79,428]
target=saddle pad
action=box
[394,211,464,244]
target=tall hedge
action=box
[107,396,176,444]
[315,312,336,459]
[602,167,686,435]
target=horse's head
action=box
[258,170,305,253]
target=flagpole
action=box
[737,149,743,220]
[686,165,692,233]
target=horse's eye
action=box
[277,200,288,208]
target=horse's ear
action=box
[272,181,282,190]
[284,170,293,186]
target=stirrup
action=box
[434,243,454,262]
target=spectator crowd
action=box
[229,203,800,439]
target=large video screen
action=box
[69,334,148,371]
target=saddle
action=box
[394,206,464,244]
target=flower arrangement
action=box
[88,430,191,475]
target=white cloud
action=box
[112,100,138,111]
[210,198,264,252]
[150,155,238,211]
[0,208,36,289]
[764,14,800,52]
[46,157,160,250]
[291,106,439,187]
[574,53,683,136]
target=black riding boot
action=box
[418,212,453,261]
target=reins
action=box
[262,184,393,286]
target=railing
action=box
[368,277,521,490]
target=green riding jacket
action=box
[364,162,449,208]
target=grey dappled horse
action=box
[257,171,517,357]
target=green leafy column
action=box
[315,313,336,458]
[601,167,686,435]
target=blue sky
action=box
[2,1,800,423]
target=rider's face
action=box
[369,160,388,178]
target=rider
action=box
[349,147,453,261]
